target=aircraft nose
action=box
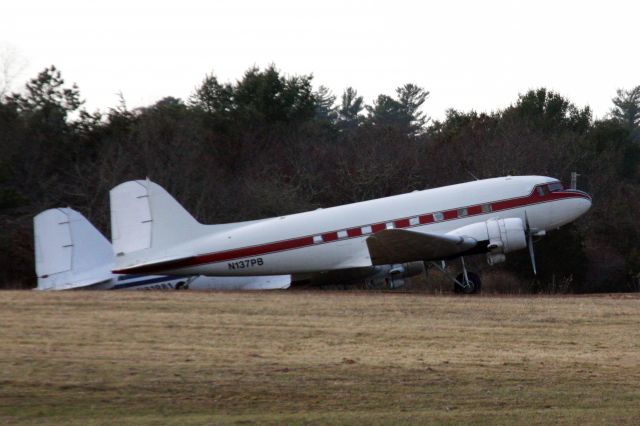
[573,193,592,219]
[549,192,592,228]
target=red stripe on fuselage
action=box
[113,188,590,274]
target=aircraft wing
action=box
[366,229,477,264]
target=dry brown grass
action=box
[1,290,640,425]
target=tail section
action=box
[34,208,113,290]
[110,180,212,272]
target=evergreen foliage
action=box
[1,65,638,292]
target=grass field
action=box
[1,291,640,425]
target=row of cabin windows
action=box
[311,203,494,244]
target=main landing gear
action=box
[453,271,481,294]
[429,257,482,294]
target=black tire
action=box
[454,272,481,294]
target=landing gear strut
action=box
[429,257,482,294]
[454,271,481,294]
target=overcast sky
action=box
[1,0,638,120]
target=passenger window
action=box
[361,225,373,235]
[457,208,468,217]
[409,217,419,226]
[313,235,323,244]
[337,230,348,239]
[481,204,492,213]
[385,222,395,229]
[433,212,444,222]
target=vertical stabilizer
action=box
[34,208,113,290]
[110,180,206,268]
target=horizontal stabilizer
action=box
[366,228,476,264]
[112,254,196,275]
[42,276,113,291]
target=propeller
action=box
[524,211,537,275]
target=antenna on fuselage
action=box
[570,172,580,190]
[465,170,479,181]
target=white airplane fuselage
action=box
[114,176,591,277]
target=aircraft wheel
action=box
[454,272,481,294]
[175,281,187,290]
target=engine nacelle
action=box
[485,218,527,254]
[370,261,424,289]
[448,218,527,265]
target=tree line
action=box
[1,65,639,292]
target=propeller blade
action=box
[524,211,537,275]
[528,231,537,275]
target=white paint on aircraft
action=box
[110,176,591,278]
[33,208,291,291]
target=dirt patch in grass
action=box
[1,291,640,424]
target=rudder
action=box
[34,208,113,290]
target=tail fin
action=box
[110,180,211,271]
[34,208,113,290]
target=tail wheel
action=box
[454,272,481,294]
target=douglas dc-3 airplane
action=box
[110,176,591,293]
[34,208,290,291]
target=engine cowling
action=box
[448,218,527,265]
[370,261,425,289]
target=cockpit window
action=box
[536,186,549,196]
[548,182,564,192]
